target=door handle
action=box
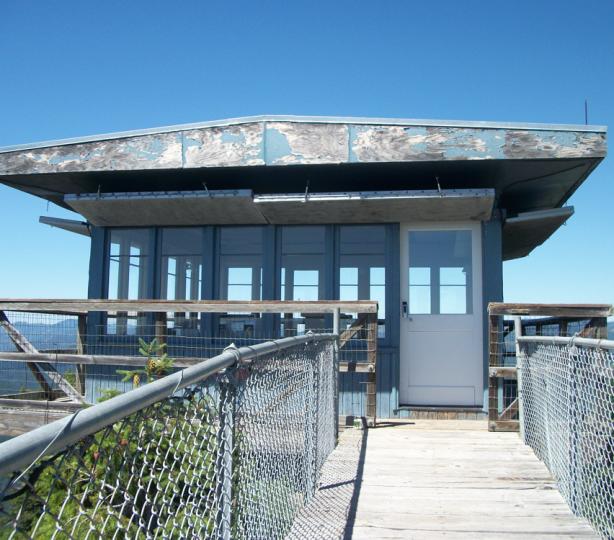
[401,301,408,318]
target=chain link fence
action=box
[517,334,614,538]
[0,333,338,539]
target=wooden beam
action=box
[339,362,375,373]
[499,397,519,420]
[338,315,366,348]
[488,302,612,318]
[0,310,54,398]
[0,352,201,368]
[488,367,517,379]
[488,420,519,432]
[75,314,87,395]
[0,299,379,315]
[0,311,85,403]
[0,398,85,412]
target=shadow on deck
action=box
[290,420,596,539]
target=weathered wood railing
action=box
[487,302,611,432]
[0,299,379,434]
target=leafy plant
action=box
[97,388,122,403]
[117,338,174,387]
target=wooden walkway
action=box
[292,420,596,539]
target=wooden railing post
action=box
[155,312,167,351]
[75,314,87,396]
[488,314,500,431]
[365,312,378,427]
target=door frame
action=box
[398,221,483,406]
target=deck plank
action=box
[293,420,596,539]
[352,420,595,538]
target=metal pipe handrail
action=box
[517,334,614,350]
[0,333,336,476]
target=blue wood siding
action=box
[338,348,399,419]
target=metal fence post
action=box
[514,317,525,443]
[568,342,580,515]
[216,369,237,540]
[303,352,316,503]
[333,308,340,442]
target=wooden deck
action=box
[292,420,596,539]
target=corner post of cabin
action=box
[75,313,87,396]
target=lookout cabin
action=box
[0,115,606,419]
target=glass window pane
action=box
[220,227,263,255]
[294,270,319,286]
[228,267,253,284]
[218,227,264,337]
[340,267,358,285]
[161,228,203,255]
[440,286,467,314]
[370,285,386,318]
[338,226,387,338]
[340,285,358,301]
[339,226,385,255]
[106,230,150,300]
[109,229,149,256]
[440,267,466,285]
[280,226,326,335]
[160,229,203,308]
[409,267,430,285]
[409,285,431,314]
[106,229,151,336]
[293,286,319,301]
[108,259,119,299]
[370,267,385,285]
[227,285,254,301]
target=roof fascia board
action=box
[0,115,607,155]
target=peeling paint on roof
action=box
[0,117,606,177]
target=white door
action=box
[399,223,483,407]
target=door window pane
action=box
[408,230,472,315]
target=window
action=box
[339,226,386,338]
[107,229,150,335]
[218,227,264,337]
[408,230,472,315]
[280,226,326,335]
[160,228,203,335]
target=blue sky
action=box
[0,0,612,303]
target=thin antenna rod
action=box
[584,99,588,125]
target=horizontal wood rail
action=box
[0,299,378,315]
[488,302,612,318]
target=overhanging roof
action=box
[65,188,495,226]
[0,115,607,259]
[503,207,574,260]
